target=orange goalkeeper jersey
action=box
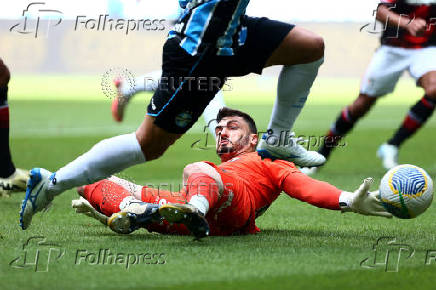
[202,152,341,235]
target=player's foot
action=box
[107,202,160,234]
[377,143,399,170]
[20,168,55,230]
[159,203,210,240]
[0,168,29,197]
[299,167,319,176]
[111,78,133,122]
[257,130,326,167]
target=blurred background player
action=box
[73,107,391,239]
[0,58,28,197]
[20,0,328,229]
[303,0,436,174]
[112,70,226,137]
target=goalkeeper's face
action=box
[215,116,258,161]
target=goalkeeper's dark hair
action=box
[216,107,257,134]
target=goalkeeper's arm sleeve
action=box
[281,170,341,210]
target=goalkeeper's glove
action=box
[339,178,393,218]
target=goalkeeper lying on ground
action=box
[73,107,392,239]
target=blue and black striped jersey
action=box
[169,0,250,56]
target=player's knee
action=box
[424,84,436,99]
[183,162,224,192]
[310,35,325,61]
[183,163,210,180]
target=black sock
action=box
[319,107,357,159]
[0,86,15,178]
[388,95,435,147]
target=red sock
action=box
[82,180,132,216]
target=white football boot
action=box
[20,168,55,230]
[0,168,29,197]
[257,130,326,167]
[376,143,399,170]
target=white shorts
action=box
[360,45,436,97]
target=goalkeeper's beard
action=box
[217,135,250,157]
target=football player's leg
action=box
[314,46,406,171]
[0,58,28,197]
[77,180,160,234]
[387,71,436,149]
[20,115,182,230]
[380,48,436,169]
[79,178,202,236]
[181,162,223,215]
[157,164,221,239]
[256,26,326,166]
[112,70,162,122]
[318,93,377,161]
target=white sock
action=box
[48,133,145,195]
[188,195,210,216]
[267,58,323,134]
[202,90,225,137]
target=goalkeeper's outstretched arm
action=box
[281,171,392,218]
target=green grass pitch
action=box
[1,76,436,290]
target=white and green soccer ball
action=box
[379,164,434,219]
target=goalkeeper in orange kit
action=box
[73,108,392,239]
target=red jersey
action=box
[381,0,436,48]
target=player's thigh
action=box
[360,46,408,97]
[265,26,324,67]
[224,17,294,76]
[411,47,436,98]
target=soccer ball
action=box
[379,164,433,219]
